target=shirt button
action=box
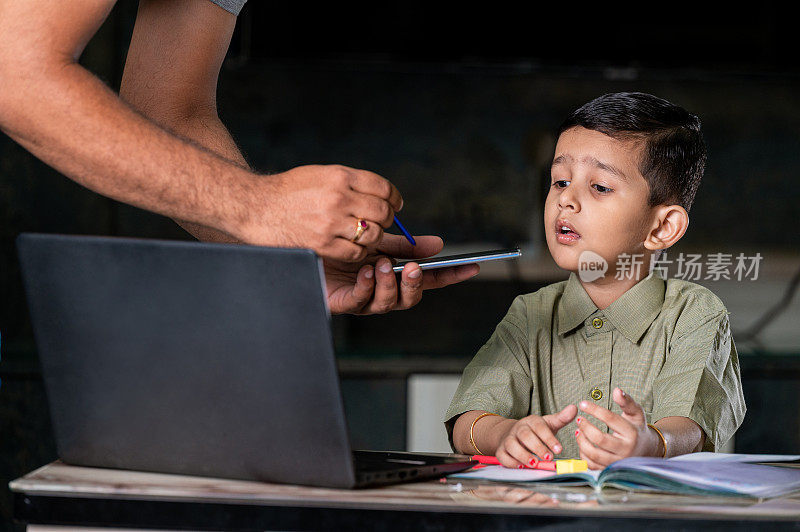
[590,387,603,401]
[591,317,603,329]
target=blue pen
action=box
[393,215,416,246]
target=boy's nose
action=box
[558,189,580,212]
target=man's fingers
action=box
[360,258,397,314]
[322,238,369,263]
[422,264,480,290]
[396,263,424,310]
[544,404,578,433]
[348,193,395,228]
[377,234,443,259]
[613,388,647,425]
[327,265,375,315]
[338,218,383,250]
[348,169,403,213]
[351,265,376,307]
[576,416,626,455]
[578,400,635,438]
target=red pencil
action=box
[471,455,557,471]
[471,455,502,465]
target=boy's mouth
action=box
[555,219,581,244]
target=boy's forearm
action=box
[453,411,515,455]
[654,416,705,457]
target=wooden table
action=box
[10,461,800,530]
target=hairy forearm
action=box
[0,58,262,241]
[165,114,246,243]
[654,416,705,457]
[137,108,249,169]
[128,109,249,243]
[453,411,515,455]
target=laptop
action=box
[17,233,476,488]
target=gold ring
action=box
[351,219,368,243]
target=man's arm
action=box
[0,0,399,261]
[120,0,245,243]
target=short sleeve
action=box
[651,310,746,451]
[208,0,247,15]
[443,296,532,448]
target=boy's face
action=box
[544,126,657,277]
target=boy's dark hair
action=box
[558,92,706,212]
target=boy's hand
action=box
[575,388,660,470]
[495,405,577,468]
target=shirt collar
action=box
[557,272,666,343]
[557,273,598,336]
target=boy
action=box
[445,92,745,470]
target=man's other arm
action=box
[120,0,245,242]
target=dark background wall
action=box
[2,1,800,528]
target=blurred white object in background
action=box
[407,374,461,453]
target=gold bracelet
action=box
[469,412,498,455]
[648,423,667,458]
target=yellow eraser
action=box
[556,459,588,474]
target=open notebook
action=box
[450,453,800,498]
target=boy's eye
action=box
[593,184,612,193]
[553,180,570,188]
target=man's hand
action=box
[575,388,660,470]
[324,234,479,314]
[494,405,577,468]
[235,165,404,262]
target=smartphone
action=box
[392,248,521,273]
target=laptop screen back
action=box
[18,234,356,488]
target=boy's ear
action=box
[644,205,689,251]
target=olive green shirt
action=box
[445,272,746,458]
